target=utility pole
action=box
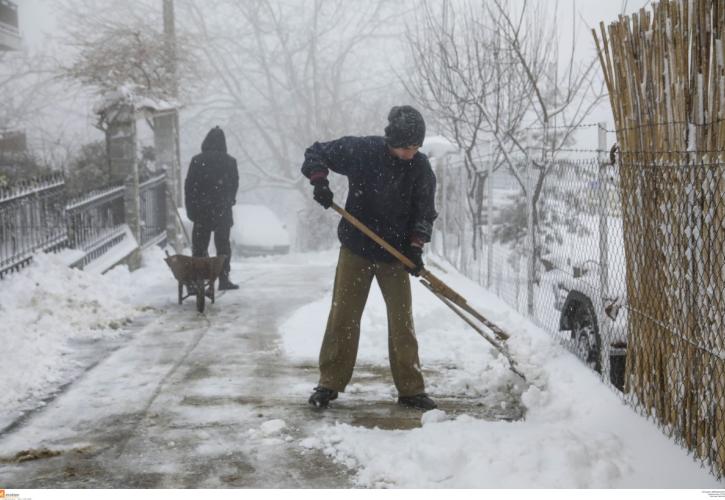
[157,0,184,250]
[163,0,178,99]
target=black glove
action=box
[405,244,424,276]
[312,178,334,209]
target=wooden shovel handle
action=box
[331,203,416,268]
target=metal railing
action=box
[139,173,167,247]
[66,185,126,250]
[0,175,66,277]
[0,172,168,277]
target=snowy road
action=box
[1,250,721,488]
[0,254,521,488]
[0,260,349,487]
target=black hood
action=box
[201,126,227,153]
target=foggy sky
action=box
[11,0,651,159]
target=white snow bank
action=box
[0,246,174,430]
[281,258,723,488]
[280,260,536,401]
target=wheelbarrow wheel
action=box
[196,281,205,313]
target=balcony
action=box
[0,0,20,51]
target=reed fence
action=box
[593,0,724,478]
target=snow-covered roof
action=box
[421,135,459,159]
[93,84,179,118]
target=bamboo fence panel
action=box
[593,0,725,478]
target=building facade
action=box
[0,0,20,51]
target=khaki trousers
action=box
[318,246,425,397]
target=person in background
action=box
[184,126,240,291]
[301,105,438,411]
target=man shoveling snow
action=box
[301,105,437,411]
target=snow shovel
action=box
[330,202,526,381]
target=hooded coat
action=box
[184,127,239,227]
[301,135,437,262]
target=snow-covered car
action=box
[552,260,627,390]
[230,204,290,257]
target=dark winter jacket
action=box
[301,135,437,262]
[185,127,239,227]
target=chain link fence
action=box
[618,154,724,477]
[432,139,724,478]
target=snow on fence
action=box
[0,174,67,277]
[0,173,168,277]
[435,0,725,481]
[435,142,723,479]
[433,151,624,375]
[593,0,725,479]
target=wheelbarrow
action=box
[164,253,227,313]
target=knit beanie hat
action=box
[384,105,426,148]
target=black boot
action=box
[218,275,239,290]
[398,393,437,411]
[308,386,338,409]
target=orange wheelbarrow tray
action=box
[164,253,227,312]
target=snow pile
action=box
[280,261,541,402]
[246,419,291,447]
[259,419,287,436]
[281,258,722,488]
[420,409,448,425]
[301,366,717,487]
[0,248,172,430]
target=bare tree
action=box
[57,0,199,104]
[0,43,83,181]
[181,0,405,196]
[0,50,60,132]
[177,0,408,249]
[404,1,530,260]
[489,0,605,293]
[405,0,605,271]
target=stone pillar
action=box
[107,104,137,186]
[123,157,142,271]
[106,103,142,270]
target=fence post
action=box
[123,131,143,271]
[526,130,535,316]
[597,123,610,302]
[440,157,447,261]
[432,156,445,256]
[597,122,612,381]
[486,156,494,288]
[459,163,468,273]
